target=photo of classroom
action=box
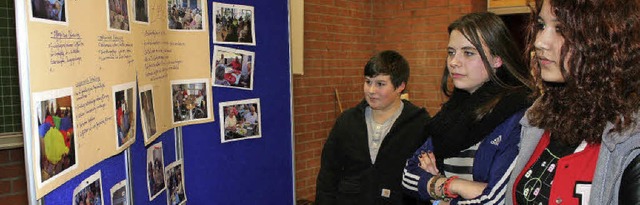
[213,3,254,44]
[167,0,203,30]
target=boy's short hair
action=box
[363,50,410,93]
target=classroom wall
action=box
[293,0,488,201]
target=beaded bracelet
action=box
[429,175,445,200]
[437,179,447,200]
[444,176,460,198]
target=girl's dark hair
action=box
[526,0,640,145]
[364,50,410,93]
[442,12,532,120]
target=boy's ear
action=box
[397,82,406,93]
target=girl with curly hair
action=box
[506,0,640,204]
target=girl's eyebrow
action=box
[447,46,477,51]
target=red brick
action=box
[0,193,28,205]
[9,149,24,163]
[0,164,25,179]
[11,178,26,193]
[0,180,10,195]
[0,150,10,165]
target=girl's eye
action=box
[447,50,455,57]
[377,82,385,87]
[536,21,545,30]
[464,51,475,56]
[555,25,563,33]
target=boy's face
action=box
[364,74,404,112]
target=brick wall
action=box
[0,148,28,205]
[294,0,487,201]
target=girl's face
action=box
[447,30,501,93]
[534,0,566,83]
[364,74,404,112]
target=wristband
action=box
[429,175,445,199]
[444,176,459,198]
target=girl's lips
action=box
[451,73,464,78]
[538,57,554,66]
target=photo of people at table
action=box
[30,0,66,23]
[113,85,135,149]
[33,89,76,183]
[212,2,255,45]
[165,160,186,205]
[167,0,203,30]
[146,142,165,200]
[219,98,261,143]
[139,86,157,141]
[72,171,103,205]
[108,0,130,31]
[171,80,209,123]
[212,46,254,90]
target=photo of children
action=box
[72,171,103,205]
[113,83,135,149]
[30,0,66,23]
[218,98,262,143]
[33,88,76,184]
[167,0,203,30]
[171,80,209,123]
[212,2,255,45]
[139,85,157,142]
[133,0,148,23]
[212,46,255,90]
[146,142,166,200]
[107,0,130,31]
[110,180,127,205]
[165,160,187,205]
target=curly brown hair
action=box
[525,0,640,145]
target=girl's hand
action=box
[418,151,440,175]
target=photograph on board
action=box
[212,2,255,45]
[165,160,187,205]
[72,171,104,205]
[110,180,127,205]
[133,0,148,23]
[113,82,136,150]
[30,0,67,23]
[107,0,130,31]
[171,79,210,124]
[147,142,166,200]
[139,85,157,142]
[32,88,77,184]
[212,46,255,90]
[219,98,262,143]
[167,0,204,30]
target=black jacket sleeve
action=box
[620,154,640,204]
[315,118,343,205]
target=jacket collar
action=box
[521,107,640,151]
[601,112,640,151]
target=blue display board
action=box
[39,0,293,204]
[181,0,293,203]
